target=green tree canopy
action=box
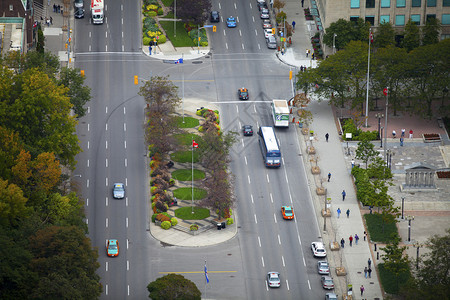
[355,139,378,168]
[323,18,370,50]
[58,67,92,118]
[174,0,211,26]
[147,273,201,300]
[402,19,420,52]
[422,17,441,46]
[374,22,396,49]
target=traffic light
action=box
[198,37,201,41]
[272,28,275,34]
[134,76,138,85]
[289,70,293,80]
[213,26,216,32]
[80,70,85,77]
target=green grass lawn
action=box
[175,116,199,128]
[175,206,210,220]
[378,263,411,294]
[159,20,195,47]
[174,133,202,146]
[170,150,200,163]
[364,213,399,243]
[161,12,174,19]
[161,0,173,6]
[173,187,207,200]
[172,169,205,181]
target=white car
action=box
[266,272,281,288]
[311,242,327,257]
[264,28,274,39]
[260,8,269,19]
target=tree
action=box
[402,19,420,52]
[147,273,201,300]
[0,179,30,227]
[323,18,370,50]
[355,139,378,168]
[58,67,92,118]
[175,0,211,26]
[3,50,60,78]
[422,17,441,46]
[29,226,102,299]
[381,233,410,292]
[374,22,395,49]
[0,126,24,180]
[273,0,285,14]
[0,68,81,168]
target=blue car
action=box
[227,17,237,28]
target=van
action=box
[266,35,277,49]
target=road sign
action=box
[204,25,213,28]
[383,88,388,96]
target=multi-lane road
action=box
[74,0,328,299]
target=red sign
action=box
[192,140,199,148]
[383,88,388,96]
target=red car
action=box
[281,206,294,220]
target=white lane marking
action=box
[126,217,129,228]
[123,107,126,114]
[87,159,90,167]
[255,29,257,36]
[242,43,245,50]
[106,177,108,186]
[282,255,285,267]
[125,178,128,186]
[105,284,108,295]
[106,218,108,227]
[266,281,269,291]
[290,193,293,204]
[89,32,91,38]
[106,261,108,271]
[127,260,129,270]
[254,214,258,224]
[236,105,239,113]
[274,213,277,223]
[126,197,128,206]
[244,156,248,165]
[252,16,255,22]
[258,236,261,247]
[261,256,265,267]
[87,141,90,149]
[241,138,244,148]
[223,29,226,36]
[239,30,242,36]
[258,44,261,50]
[106,106,108,114]
[239,121,242,127]
[270,193,273,203]
[105,123,108,131]
[219,3,221,9]
[106,31,108,38]
[128,285,130,296]
[87,179,89,188]
[89,45,91,52]
[254,104,256,112]
[226,42,228,49]
[248,175,251,184]
[88,107,90,114]
[234,3,237,9]
[105,158,108,167]
[257,121,259,128]
[86,198,89,206]
[106,140,108,149]
[122,31,123,38]
[237,16,239,22]
[303,257,307,267]
[106,197,108,206]
[86,218,88,224]
[125,158,127,167]
[124,123,126,131]
[307,279,311,289]
[127,239,129,249]
[278,234,281,245]
[251,194,254,204]
[122,45,124,51]
[124,140,127,149]
[278,137,281,146]
[298,234,301,246]
[266,174,270,183]
[87,123,90,131]
[106,44,107,52]
[286,279,290,290]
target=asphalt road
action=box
[73,0,329,299]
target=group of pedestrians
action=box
[340,234,360,247]
[336,207,350,218]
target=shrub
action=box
[148,11,157,17]
[155,200,167,212]
[198,125,204,132]
[226,218,234,225]
[161,212,171,218]
[157,35,167,44]
[143,37,151,45]
[152,213,158,223]
[190,224,199,231]
[157,7,163,15]
[156,213,171,222]
[169,178,175,186]
[150,186,158,194]
[170,217,178,226]
[161,220,171,229]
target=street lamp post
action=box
[401,197,405,219]
[380,127,383,148]
[375,113,384,140]
[333,33,337,54]
[406,216,414,242]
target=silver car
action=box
[260,8,269,19]
[321,276,334,289]
[317,261,330,274]
[266,272,281,288]
[113,183,125,199]
[266,35,277,49]
[325,293,338,300]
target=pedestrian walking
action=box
[325,133,329,142]
[292,21,296,30]
[50,16,53,25]
[409,129,413,139]
[328,172,331,182]
[351,158,355,168]
[306,49,309,57]
[349,235,353,246]
[300,66,303,72]
[342,190,346,201]
[57,5,60,13]
[53,3,56,12]
[401,128,406,137]
[368,258,372,268]
[312,52,315,60]
[360,285,365,296]
[355,234,359,245]
[346,209,350,218]
[149,46,152,55]
[337,208,341,218]
[304,66,307,71]
[392,130,396,138]
[368,267,372,278]
[340,238,345,248]
[400,137,404,146]
[301,0,304,7]
[364,266,368,278]
[364,231,367,241]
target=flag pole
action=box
[192,138,194,214]
[384,88,389,162]
[364,28,372,127]
[204,260,207,298]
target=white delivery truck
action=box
[91,0,104,24]
[271,99,290,127]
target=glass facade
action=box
[380,15,390,24]
[395,15,405,25]
[412,0,421,6]
[366,0,375,8]
[381,0,391,7]
[442,14,450,25]
[396,0,406,7]
[411,14,420,25]
[426,0,436,7]
[351,0,360,8]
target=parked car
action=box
[266,35,277,49]
[74,0,84,8]
[311,241,327,257]
[262,20,272,29]
[264,28,274,39]
[317,261,330,275]
[210,11,220,22]
[321,276,334,289]
[74,7,85,18]
[260,8,269,19]
[325,293,338,300]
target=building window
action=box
[396,0,406,7]
[411,15,421,25]
[351,0,360,8]
[380,15,390,24]
[441,34,450,40]
[444,0,450,7]
[350,16,360,22]
[395,15,405,25]
[9,5,13,10]
[366,0,375,8]
[365,16,375,25]
[427,0,436,6]
[426,14,436,22]
[412,0,421,6]
[442,14,450,25]
[381,0,390,7]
